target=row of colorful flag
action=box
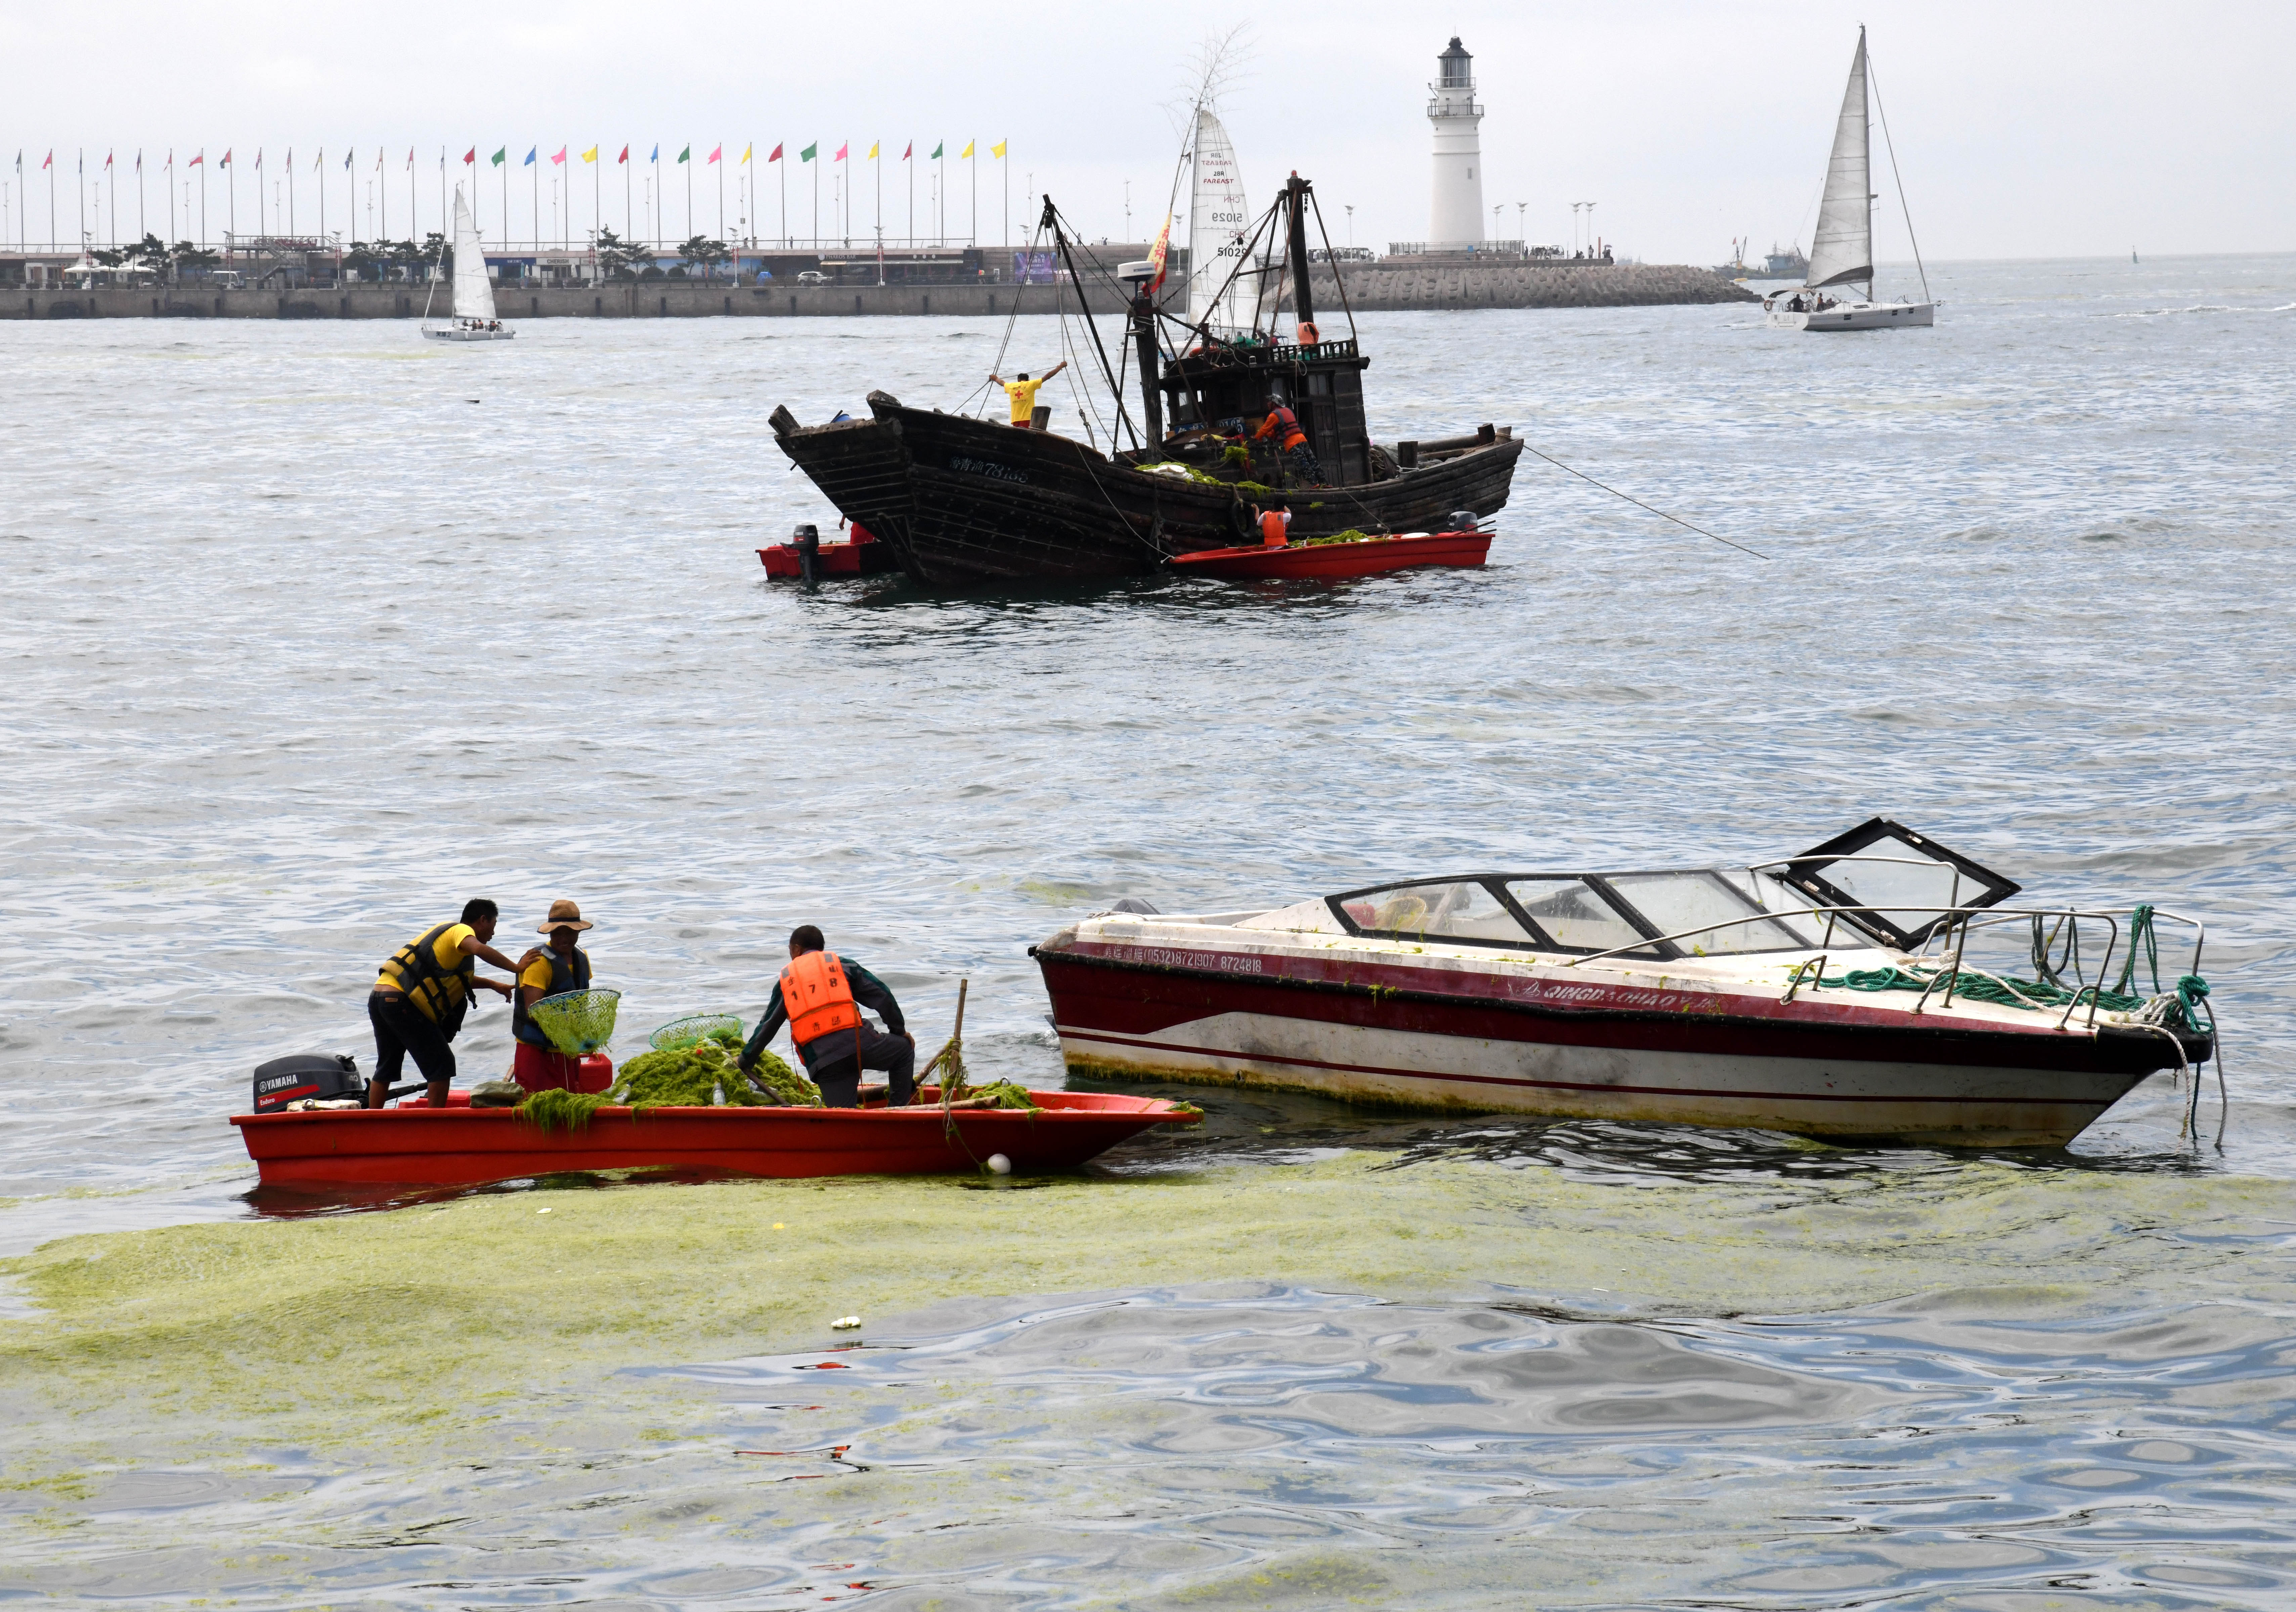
[15,141,1010,172]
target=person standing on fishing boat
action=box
[510,898,598,1092]
[989,361,1066,429]
[1253,394,1323,485]
[738,926,915,1108]
[366,900,524,1109]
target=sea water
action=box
[1,254,2292,1606]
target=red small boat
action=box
[757,521,902,579]
[230,1089,1198,1190]
[1170,529,1491,581]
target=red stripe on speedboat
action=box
[1055,1028,2114,1111]
[1035,950,2183,1077]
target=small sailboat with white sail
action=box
[422,185,513,342]
[1765,28,1935,332]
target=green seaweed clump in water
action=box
[518,1086,612,1134]
[610,1037,821,1109]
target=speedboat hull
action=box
[1033,925,2199,1148]
[230,1090,1198,1189]
[1766,300,1935,331]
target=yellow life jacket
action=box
[378,922,477,1037]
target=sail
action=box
[450,186,496,322]
[1804,30,1872,290]
[1184,107,1252,335]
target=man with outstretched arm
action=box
[739,925,916,1108]
[988,360,1067,429]
[366,899,524,1108]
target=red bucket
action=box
[513,1042,614,1094]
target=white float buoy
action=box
[831,1314,862,1330]
[987,1153,1012,1176]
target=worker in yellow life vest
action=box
[366,899,525,1108]
[1252,393,1324,484]
[1250,497,1291,548]
[510,898,599,1092]
[738,925,916,1107]
[988,360,1068,428]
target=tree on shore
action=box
[595,229,653,281]
[677,234,731,282]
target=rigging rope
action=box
[1521,444,1771,560]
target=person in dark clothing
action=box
[739,925,916,1107]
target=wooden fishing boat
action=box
[1032,819,2216,1148]
[230,1089,1198,1189]
[771,165,1522,584]
[1171,529,1491,581]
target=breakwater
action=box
[7,261,1749,321]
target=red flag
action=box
[463,147,476,165]
[187,151,201,167]
[618,145,629,164]
[104,150,114,169]
[769,143,783,162]
[1147,213,1172,295]
[220,148,232,167]
[903,142,912,160]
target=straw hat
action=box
[537,899,593,934]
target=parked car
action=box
[796,270,829,286]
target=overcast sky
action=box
[5,0,2290,261]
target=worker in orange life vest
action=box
[738,925,916,1107]
[1252,393,1323,485]
[1250,497,1291,548]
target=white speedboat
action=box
[422,184,514,342]
[1032,819,2215,1147]
[1763,28,1936,333]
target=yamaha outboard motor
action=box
[252,1053,363,1113]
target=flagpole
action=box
[1002,142,1008,255]
[625,147,632,242]
[779,150,786,247]
[196,153,204,251]
[138,153,145,243]
[685,146,691,244]
[907,144,913,248]
[969,141,975,249]
[717,150,723,241]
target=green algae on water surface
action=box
[3,1150,2289,1484]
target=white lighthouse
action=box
[1427,36,1486,249]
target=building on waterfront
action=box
[1427,38,1485,251]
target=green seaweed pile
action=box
[518,1086,612,1134]
[1295,528,1374,547]
[610,1030,821,1109]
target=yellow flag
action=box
[581,145,598,163]
[741,144,752,163]
[991,140,1007,159]
[867,141,879,160]
[960,140,974,159]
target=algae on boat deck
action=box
[2,1151,2288,1486]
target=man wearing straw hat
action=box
[510,899,601,1093]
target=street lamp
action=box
[1344,203,1354,246]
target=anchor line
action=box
[1521,444,1771,561]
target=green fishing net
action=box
[527,989,622,1056]
[648,1013,745,1052]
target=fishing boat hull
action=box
[1032,934,2198,1148]
[772,392,1523,585]
[1766,300,1935,331]
[1172,530,1491,580]
[230,1090,1198,1189]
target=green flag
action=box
[490,147,506,166]
[800,142,817,162]
[677,144,690,163]
[929,141,943,159]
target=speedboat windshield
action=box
[1329,870,1818,958]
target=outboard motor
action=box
[1446,509,1483,534]
[252,1053,363,1113]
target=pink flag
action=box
[220,148,232,167]
[551,146,567,165]
[104,150,114,169]
[834,143,847,161]
[41,149,52,170]
[707,144,722,164]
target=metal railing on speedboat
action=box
[1559,890,2204,1033]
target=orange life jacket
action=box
[1259,509,1289,547]
[1296,320,1319,346]
[780,950,862,1048]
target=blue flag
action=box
[343,148,352,170]
[523,146,537,166]
[650,144,659,162]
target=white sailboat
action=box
[1765,28,1935,332]
[1181,106,1275,342]
[421,185,513,342]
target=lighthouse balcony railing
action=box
[1425,96,1486,118]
